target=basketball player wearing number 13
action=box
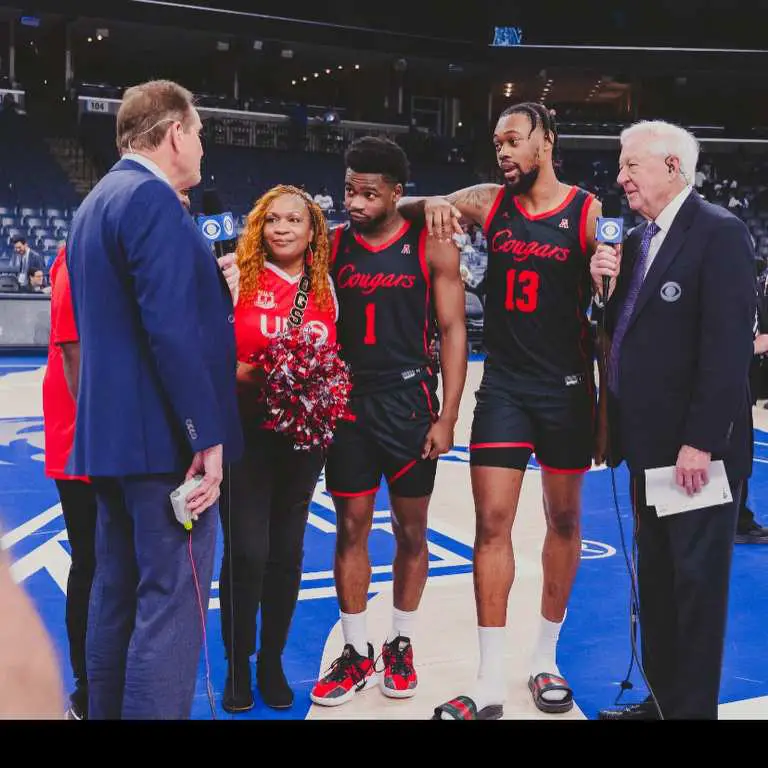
[310,137,467,707]
[400,103,613,720]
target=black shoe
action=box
[597,700,660,720]
[257,653,294,709]
[735,521,768,544]
[66,687,87,720]
[65,704,85,720]
[222,661,254,713]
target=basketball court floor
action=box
[1,353,767,720]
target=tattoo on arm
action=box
[446,184,501,225]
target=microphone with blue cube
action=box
[197,212,236,243]
[596,193,625,300]
[197,189,237,262]
[596,217,624,245]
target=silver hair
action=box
[620,120,700,185]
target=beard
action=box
[504,164,540,195]
[348,209,389,234]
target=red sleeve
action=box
[51,252,79,345]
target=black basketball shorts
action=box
[325,379,440,499]
[469,364,595,473]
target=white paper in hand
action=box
[645,460,732,518]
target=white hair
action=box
[620,120,700,185]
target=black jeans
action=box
[218,427,324,663]
[55,478,97,715]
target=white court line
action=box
[719,696,768,719]
[0,504,63,550]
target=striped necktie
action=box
[608,222,660,394]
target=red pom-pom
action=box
[249,325,352,451]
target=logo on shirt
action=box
[660,281,682,302]
[401,244,411,255]
[491,229,570,262]
[559,218,569,229]
[336,264,416,295]
[254,290,276,309]
[260,315,329,345]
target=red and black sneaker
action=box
[379,635,418,698]
[310,643,377,707]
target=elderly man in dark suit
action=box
[66,80,243,720]
[590,120,756,720]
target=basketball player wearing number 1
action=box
[310,137,467,707]
[400,103,619,719]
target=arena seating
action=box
[3,109,768,277]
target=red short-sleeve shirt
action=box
[234,263,339,364]
[42,248,88,481]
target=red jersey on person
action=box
[42,248,88,482]
[234,261,339,365]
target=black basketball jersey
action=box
[331,220,433,391]
[483,185,595,380]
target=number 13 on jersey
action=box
[505,269,540,312]
[364,302,377,345]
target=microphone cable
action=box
[186,522,218,720]
[224,462,239,718]
[597,283,664,720]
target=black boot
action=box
[257,652,294,709]
[222,659,254,713]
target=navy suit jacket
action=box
[66,158,243,476]
[606,191,756,481]
[11,248,44,278]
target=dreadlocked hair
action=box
[499,101,559,159]
[236,184,333,311]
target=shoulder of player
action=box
[574,190,602,240]
[584,193,602,223]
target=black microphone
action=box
[596,193,624,301]
[199,188,237,262]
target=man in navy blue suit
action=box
[65,80,243,719]
[591,121,756,720]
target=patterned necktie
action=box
[608,221,660,394]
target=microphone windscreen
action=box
[202,188,223,216]
[601,192,622,220]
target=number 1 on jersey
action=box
[505,269,540,313]
[364,302,377,345]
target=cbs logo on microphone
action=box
[597,217,623,244]
[199,214,235,242]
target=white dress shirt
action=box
[643,186,692,278]
[121,152,172,188]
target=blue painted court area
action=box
[2,354,766,719]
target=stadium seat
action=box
[0,273,19,291]
[5,227,25,243]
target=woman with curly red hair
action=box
[219,185,338,714]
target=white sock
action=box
[529,613,567,702]
[441,626,506,719]
[388,607,417,644]
[340,609,369,658]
